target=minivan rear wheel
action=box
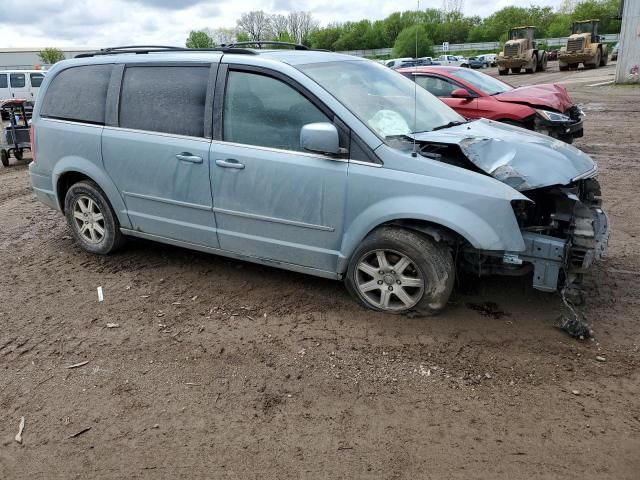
[64,180,124,255]
[345,227,455,316]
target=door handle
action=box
[176,153,203,164]
[216,159,245,170]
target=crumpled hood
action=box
[494,83,575,112]
[412,118,595,191]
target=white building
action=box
[0,47,97,70]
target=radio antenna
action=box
[412,0,420,157]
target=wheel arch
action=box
[53,158,132,229]
[338,198,524,274]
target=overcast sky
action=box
[0,0,562,49]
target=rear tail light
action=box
[30,124,35,163]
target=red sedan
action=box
[397,66,584,143]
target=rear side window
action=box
[40,65,112,124]
[10,73,25,88]
[0,74,7,88]
[30,73,45,88]
[119,66,209,137]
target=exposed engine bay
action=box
[412,135,609,295]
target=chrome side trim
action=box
[119,228,341,280]
[103,125,212,143]
[350,159,383,168]
[211,139,349,163]
[213,207,335,232]
[123,191,211,211]
[40,118,103,129]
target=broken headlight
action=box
[535,109,571,122]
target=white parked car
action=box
[437,55,469,68]
[477,54,497,67]
[385,57,412,69]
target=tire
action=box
[559,65,569,71]
[600,52,608,66]
[525,54,537,74]
[511,67,521,74]
[64,180,124,255]
[568,63,579,69]
[0,149,8,167]
[345,227,455,316]
[498,68,509,76]
[14,149,23,161]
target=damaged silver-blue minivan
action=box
[28,44,609,315]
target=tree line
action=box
[187,0,621,56]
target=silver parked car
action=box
[29,44,609,315]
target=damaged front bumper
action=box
[465,178,609,293]
[508,206,609,291]
[534,114,584,141]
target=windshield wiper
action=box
[431,120,468,131]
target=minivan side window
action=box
[10,73,25,88]
[30,73,45,88]
[40,65,113,124]
[119,66,209,138]
[223,71,330,152]
[0,74,7,89]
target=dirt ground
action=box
[1,62,639,479]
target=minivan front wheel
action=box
[345,227,454,315]
[64,180,123,255]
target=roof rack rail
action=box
[225,41,310,50]
[75,45,258,58]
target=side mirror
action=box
[451,88,474,99]
[300,122,341,155]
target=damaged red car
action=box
[398,66,584,143]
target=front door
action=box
[211,68,348,272]
[102,64,219,248]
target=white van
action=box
[0,70,46,106]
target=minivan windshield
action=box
[298,60,464,140]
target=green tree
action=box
[38,48,65,64]
[185,30,214,48]
[393,24,434,58]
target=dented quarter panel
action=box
[412,118,595,191]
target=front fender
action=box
[339,195,525,272]
[52,157,132,229]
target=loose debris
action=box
[595,356,606,362]
[97,286,104,302]
[15,416,25,444]
[106,323,120,329]
[572,390,581,395]
[557,315,592,339]
[65,361,89,369]
[68,427,91,439]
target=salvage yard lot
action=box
[1,63,639,479]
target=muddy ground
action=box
[1,63,639,479]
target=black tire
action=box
[64,180,124,255]
[568,63,579,69]
[511,67,521,74]
[559,65,569,71]
[345,227,455,316]
[14,149,23,161]
[525,53,537,74]
[0,149,8,167]
[498,68,509,76]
